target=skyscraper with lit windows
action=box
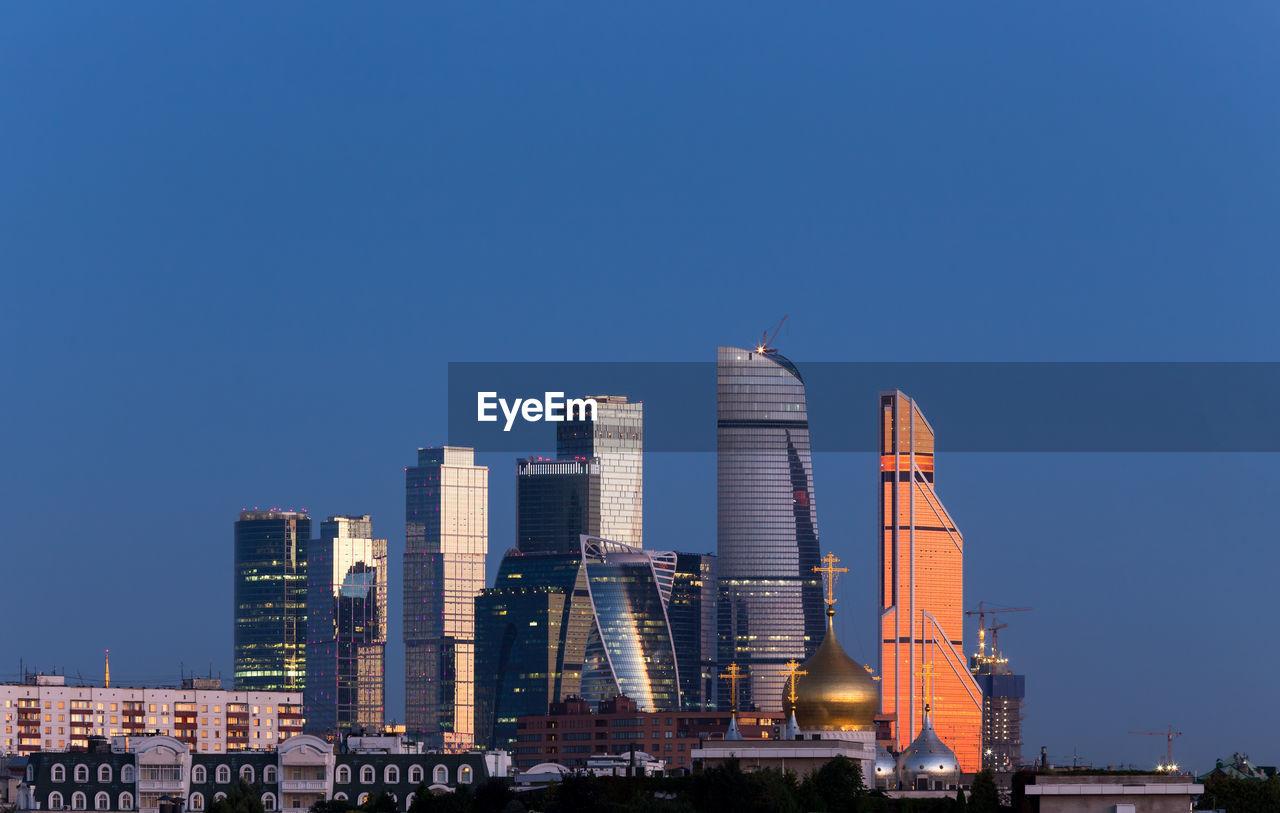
[556,395,643,546]
[234,510,310,692]
[878,390,982,771]
[404,447,488,749]
[716,345,824,713]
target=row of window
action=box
[47,762,475,787]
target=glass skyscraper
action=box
[716,345,823,713]
[234,510,310,691]
[668,552,718,711]
[404,447,488,750]
[578,536,681,712]
[516,458,601,554]
[878,390,982,771]
[556,395,643,547]
[305,515,388,736]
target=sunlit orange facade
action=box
[878,391,982,772]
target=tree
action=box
[546,773,605,813]
[800,756,866,812]
[209,781,265,813]
[310,800,353,813]
[954,785,967,811]
[471,778,515,813]
[360,792,398,813]
[967,770,999,813]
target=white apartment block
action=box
[0,676,302,755]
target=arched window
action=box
[95,793,110,811]
[71,792,87,811]
[121,765,136,783]
[215,765,231,784]
[263,765,276,784]
[99,765,113,784]
[213,793,227,803]
[74,765,89,784]
[239,765,255,784]
[457,765,473,785]
[405,794,415,810]
[432,765,448,785]
[51,764,66,783]
[335,765,351,784]
[192,765,206,784]
[333,793,348,802]
[408,765,423,785]
[189,793,203,811]
[118,792,133,810]
[384,765,399,784]
[359,765,374,784]
[48,792,63,810]
[356,794,369,807]
[260,793,275,812]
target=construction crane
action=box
[1129,726,1183,771]
[756,314,788,355]
[965,602,1032,658]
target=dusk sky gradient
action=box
[3,3,1278,770]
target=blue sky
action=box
[3,3,1278,770]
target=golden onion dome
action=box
[785,606,880,731]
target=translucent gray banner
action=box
[447,362,1280,452]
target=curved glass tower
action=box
[716,346,823,712]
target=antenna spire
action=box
[104,649,110,689]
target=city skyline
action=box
[5,1,1276,773]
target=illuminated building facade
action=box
[234,511,309,692]
[578,537,681,712]
[667,552,718,711]
[878,391,982,771]
[305,515,388,736]
[716,346,824,712]
[404,447,488,749]
[555,395,643,547]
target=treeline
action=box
[1195,773,1280,812]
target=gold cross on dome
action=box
[915,660,938,714]
[813,552,849,605]
[778,660,808,706]
[719,662,746,713]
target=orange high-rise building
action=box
[878,391,983,772]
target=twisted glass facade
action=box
[579,536,681,712]
[716,346,823,712]
[556,395,643,547]
[305,515,387,735]
[234,511,309,691]
[404,447,488,750]
[878,391,982,771]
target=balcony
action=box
[137,780,185,792]
[279,780,327,792]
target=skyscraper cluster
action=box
[232,343,996,774]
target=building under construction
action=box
[968,615,1027,771]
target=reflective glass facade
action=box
[556,395,643,547]
[516,459,601,554]
[878,391,982,772]
[473,551,591,750]
[234,511,309,691]
[404,447,488,750]
[716,346,823,712]
[305,515,387,735]
[579,537,681,712]
[668,552,718,710]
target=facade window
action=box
[333,793,347,802]
[359,765,374,784]
[98,765,113,783]
[118,792,133,810]
[52,764,66,782]
[95,793,110,811]
[72,791,87,810]
[405,795,415,811]
[240,765,255,784]
[189,793,203,811]
[260,794,275,812]
[192,765,206,784]
[74,765,90,784]
[356,794,369,807]
[263,765,276,784]
[458,765,473,785]
[213,794,226,803]
[408,765,423,784]
[49,793,63,810]
[216,765,231,784]
[122,765,136,783]
[335,765,350,784]
[384,765,399,784]
[432,765,448,785]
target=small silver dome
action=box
[874,744,896,776]
[897,715,960,777]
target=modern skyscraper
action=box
[878,390,983,772]
[969,627,1027,771]
[516,458,601,554]
[556,395,643,547]
[668,552,718,711]
[234,510,310,692]
[578,536,681,712]
[474,550,592,750]
[716,345,824,712]
[404,446,488,750]
[305,515,388,736]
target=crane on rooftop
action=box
[965,602,1032,658]
[1129,726,1183,771]
[756,314,788,355]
